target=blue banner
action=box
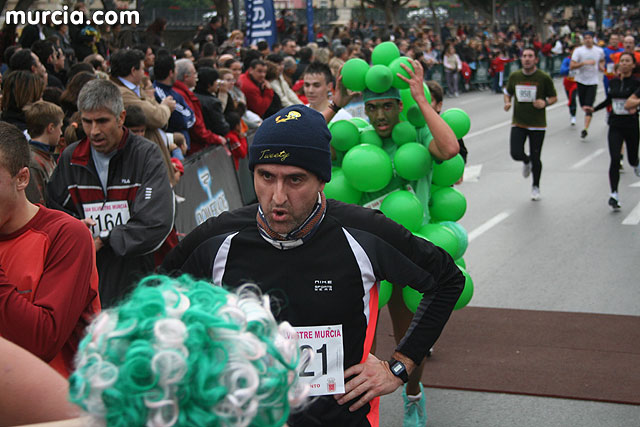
[245,0,277,48]
[306,0,315,43]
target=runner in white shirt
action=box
[303,61,353,124]
[570,31,605,139]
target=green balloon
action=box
[379,280,393,308]
[399,83,432,111]
[429,187,467,222]
[454,268,474,310]
[432,154,465,186]
[341,58,369,91]
[371,41,400,66]
[380,190,424,232]
[394,142,432,181]
[417,224,459,258]
[324,168,362,204]
[407,104,426,127]
[350,117,370,128]
[365,65,393,93]
[391,121,417,146]
[430,183,442,195]
[441,108,471,139]
[440,221,468,259]
[455,257,466,269]
[342,144,393,192]
[359,129,383,147]
[389,56,414,90]
[330,120,360,152]
[402,285,422,313]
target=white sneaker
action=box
[570,116,576,126]
[531,186,540,201]
[522,162,531,178]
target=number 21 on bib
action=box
[293,324,345,396]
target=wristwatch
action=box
[388,358,409,383]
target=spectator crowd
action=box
[0,2,639,425]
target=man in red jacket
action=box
[173,58,228,156]
[237,59,275,118]
[0,122,100,378]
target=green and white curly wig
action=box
[69,275,310,427]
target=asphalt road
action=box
[377,77,640,426]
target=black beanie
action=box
[249,105,332,182]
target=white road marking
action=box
[463,164,483,182]
[465,120,511,139]
[622,201,640,225]
[629,181,640,188]
[463,96,569,139]
[571,148,605,169]
[468,211,512,242]
[458,98,479,105]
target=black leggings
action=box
[510,127,545,187]
[608,124,640,192]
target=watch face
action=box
[393,364,403,374]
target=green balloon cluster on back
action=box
[330,47,475,311]
[341,42,417,94]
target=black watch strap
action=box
[388,358,409,383]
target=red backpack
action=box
[460,61,472,82]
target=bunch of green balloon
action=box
[440,221,468,260]
[432,154,465,187]
[366,65,394,93]
[406,104,426,127]
[359,128,383,147]
[393,143,432,181]
[391,122,417,146]
[330,120,360,152]
[399,84,432,121]
[371,41,400,66]
[342,144,393,192]
[429,187,467,222]
[324,168,362,204]
[416,223,458,259]
[350,117,370,129]
[380,190,424,232]
[441,108,471,139]
[379,280,393,308]
[401,266,474,312]
[341,58,369,91]
[454,268,474,310]
[389,57,414,90]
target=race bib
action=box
[82,201,131,237]
[515,85,537,103]
[293,325,345,396]
[612,99,631,115]
[606,63,615,74]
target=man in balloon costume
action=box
[324,42,475,426]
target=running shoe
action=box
[403,383,427,427]
[531,186,541,201]
[522,162,531,178]
[581,129,588,139]
[570,116,576,126]
[608,197,621,211]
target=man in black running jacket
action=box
[162,104,464,427]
